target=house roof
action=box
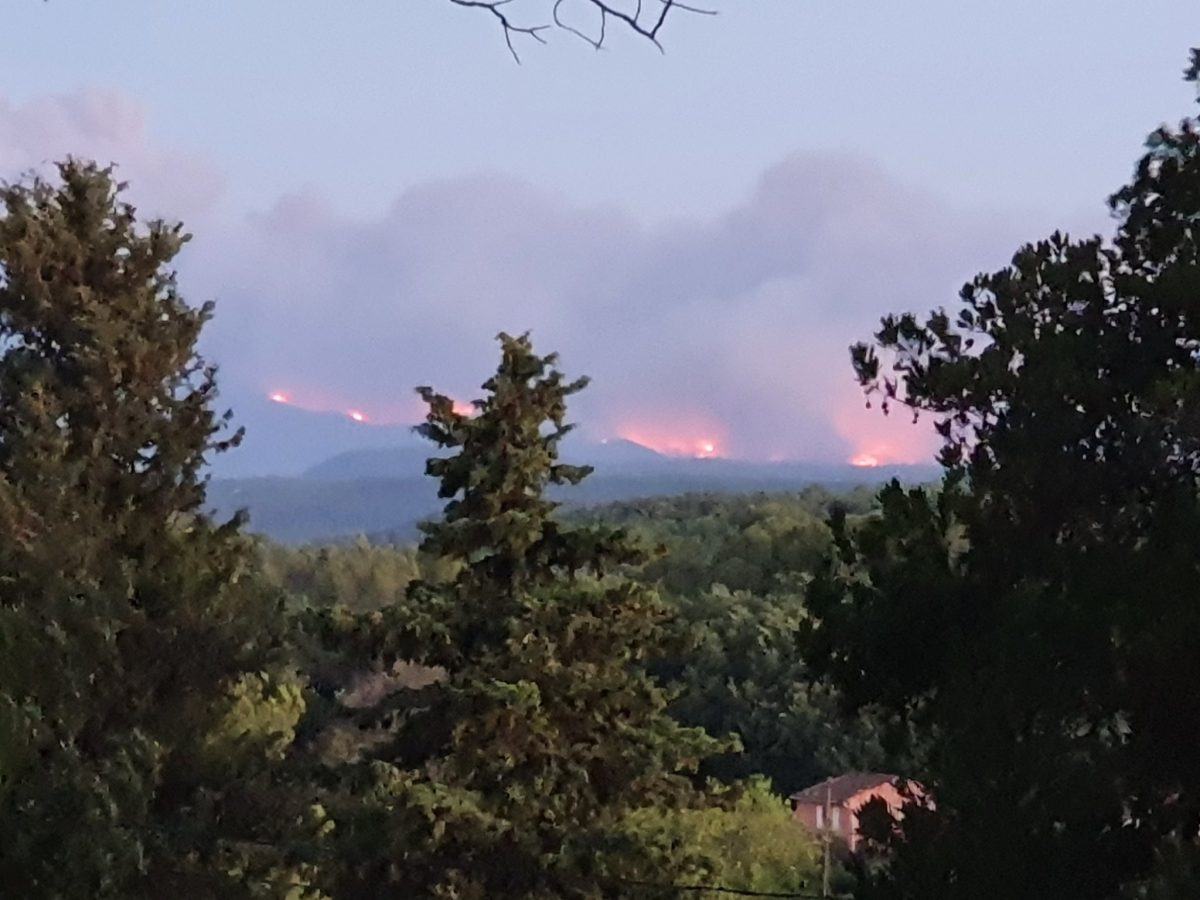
[789,773,898,805]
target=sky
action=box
[2,0,1198,465]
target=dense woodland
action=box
[2,47,1200,900]
[263,489,890,799]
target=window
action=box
[815,806,823,829]
[831,807,842,831]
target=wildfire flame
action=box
[263,386,935,467]
[616,422,725,459]
[835,398,938,468]
[264,388,424,425]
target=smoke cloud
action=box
[0,89,223,221]
[3,89,1078,464]
[190,155,1038,463]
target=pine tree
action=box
[413,331,648,647]
[327,333,724,899]
[0,161,318,899]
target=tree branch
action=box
[447,0,551,62]
[448,0,716,58]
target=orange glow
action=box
[452,399,475,417]
[616,414,729,459]
[834,394,938,468]
[261,384,432,425]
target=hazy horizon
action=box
[5,1,1196,468]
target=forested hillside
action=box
[210,458,929,545]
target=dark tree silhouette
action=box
[804,50,1200,900]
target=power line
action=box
[616,878,844,898]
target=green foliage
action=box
[260,538,440,613]
[667,585,890,795]
[577,492,893,793]
[202,670,308,765]
[321,333,726,899]
[577,489,875,596]
[626,777,823,894]
[270,487,892,800]
[0,162,312,898]
[807,55,1200,900]
[414,333,645,609]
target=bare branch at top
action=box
[447,0,716,59]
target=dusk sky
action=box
[4,1,1198,465]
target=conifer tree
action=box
[0,161,317,899]
[328,333,724,899]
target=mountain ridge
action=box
[210,445,937,545]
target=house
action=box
[789,772,917,852]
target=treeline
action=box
[262,488,879,608]
[573,488,877,596]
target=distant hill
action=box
[208,476,441,545]
[209,396,423,479]
[300,436,664,481]
[579,438,670,467]
[303,445,444,481]
[210,398,674,481]
[209,439,939,545]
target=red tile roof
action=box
[789,772,897,805]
